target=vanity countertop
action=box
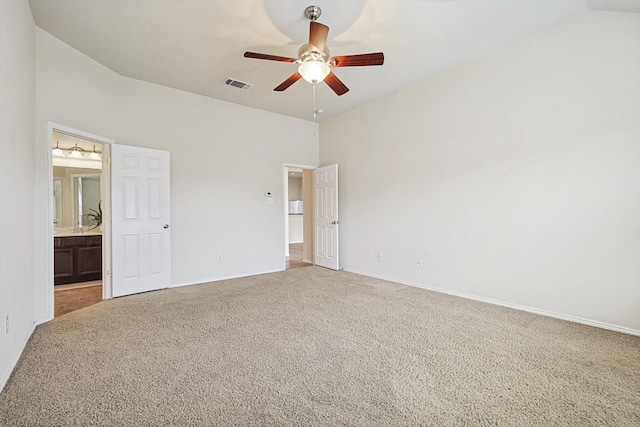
[54,231,102,237]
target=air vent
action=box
[223,78,253,90]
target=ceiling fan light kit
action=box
[244,5,384,97]
[298,59,331,84]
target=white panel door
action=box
[112,144,171,297]
[314,164,339,270]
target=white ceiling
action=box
[28,0,637,123]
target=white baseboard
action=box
[34,315,52,326]
[169,268,285,289]
[345,268,640,337]
[0,322,37,393]
[303,258,313,264]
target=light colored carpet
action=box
[1,266,638,426]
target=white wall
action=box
[320,11,640,333]
[288,176,302,200]
[0,0,36,390]
[288,215,303,244]
[34,29,318,320]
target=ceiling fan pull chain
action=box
[313,82,317,121]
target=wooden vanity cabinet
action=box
[54,236,102,285]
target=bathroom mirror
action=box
[53,166,101,229]
[53,179,63,226]
[74,175,101,227]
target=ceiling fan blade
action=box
[324,72,349,96]
[274,72,302,91]
[309,21,329,54]
[331,52,385,67]
[244,52,298,63]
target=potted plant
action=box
[86,201,102,230]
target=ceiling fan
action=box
[244,5,384,96]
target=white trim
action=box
[49,123,113,144]
[100,143,113,300]
[45,126,55,321]
[34,317,50,327]
[345,268,640,337]
[0,323,36,393]
[46,122,115,320]
[282,163,317,170]
[169,268,285,289]
[284,169,289,259]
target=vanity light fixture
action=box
[87,145,102,161]
[52,142,102,161]
[52,142,65,157]
[68,144,84,159]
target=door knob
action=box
[164,224,170,229]
[331,221,339,225]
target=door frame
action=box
[282,163,316,270]
[46,122,114,319]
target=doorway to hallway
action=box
[286,243,312,270]
[284,164,315,270]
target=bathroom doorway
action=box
[48,124,113,318]
[284,165,314,270]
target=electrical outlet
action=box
[377,253,382,262]
[217,255,223,263]
[416,258,423,268]
[4,315,8,335]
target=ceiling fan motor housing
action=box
[298,44,330,62]
[304,5,322,21]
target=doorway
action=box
[284,165,314,270]
[47,123,113,319]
